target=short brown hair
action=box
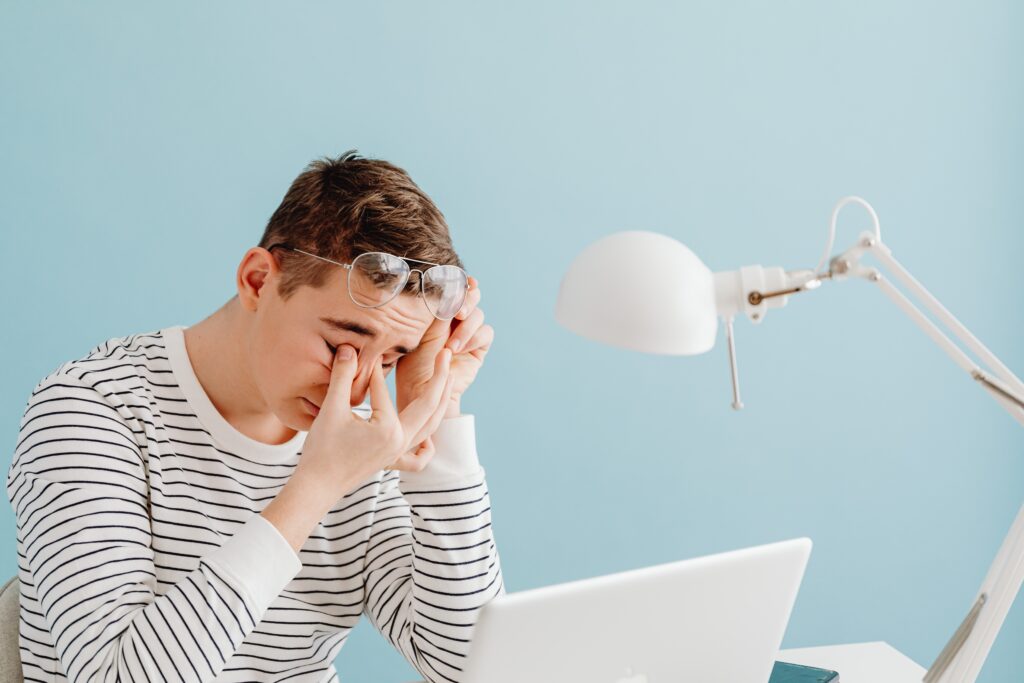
[257,150,463,301]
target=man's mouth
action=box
[301,397,321,417]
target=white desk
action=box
[779,642,926,682]
[408,642,926,683]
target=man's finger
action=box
[368,358,397,423]
[448,307,484,353]
[456,284,481,321]
[462,323,494,355]
[406,370,454,449]
[386,437,436,473]
[419,348,452,409]
[320,344,358,416]
[422,316,451,344]
[410,372,455,448]
[398,348,451,436]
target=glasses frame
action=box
[266,242,468,321]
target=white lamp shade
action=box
[555,230,718,355]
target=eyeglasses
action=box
[267,243,469,321]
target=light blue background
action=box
[2,2,1022,681]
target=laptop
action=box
[463,537,812,683]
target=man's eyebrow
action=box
[318,316,415,354]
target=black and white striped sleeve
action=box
[6,373,302,682]
[360,414,504,683]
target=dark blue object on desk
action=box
[769,660,840,682]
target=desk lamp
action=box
[555,196,1024,683]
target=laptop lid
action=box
[463,537,812,683]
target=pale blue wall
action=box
[2,2,1021,681]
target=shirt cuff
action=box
[204,513,303,610]
[400,413,483,488]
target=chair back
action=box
[0,576,23,683]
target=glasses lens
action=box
[349,252,410,307]
[421,265,468,320]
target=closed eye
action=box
[324,340,397,369]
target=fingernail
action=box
[450,339,462,353]
[338,345,354,360]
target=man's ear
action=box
[237,247,276,312]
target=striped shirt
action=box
[6,325,503,682]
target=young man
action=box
[7,151,503,682]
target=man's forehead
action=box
[305,275,433,353]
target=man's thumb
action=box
[322,344,357,413]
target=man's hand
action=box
[396,276,493,419]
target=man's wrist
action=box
[400,412,481,486]
[263,474,338,554]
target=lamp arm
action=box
[827,231,1024,683]
[832,231,1024,426]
